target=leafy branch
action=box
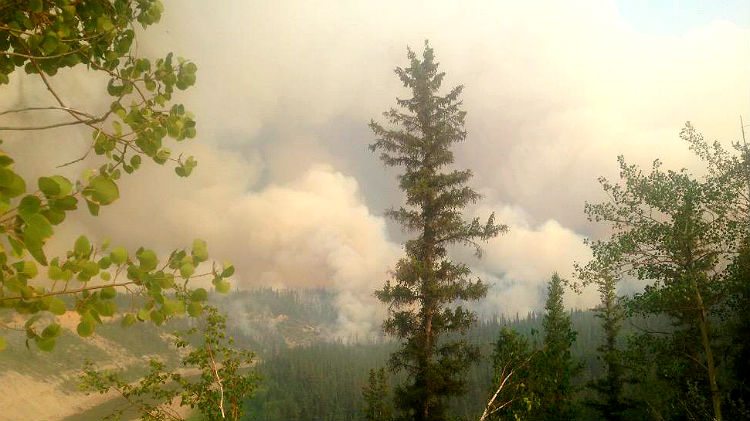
[81,306,258,421]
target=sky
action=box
[1,0,749,339]
[616,0,750,34]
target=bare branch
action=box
[2,48,88,60]
[0,119,101,131]
[0,281,137,303]
[206,343,226,419]
[479,350,538,421]
[0,106,96,119]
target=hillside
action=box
[1,288,613,421]
[0,288,342,421]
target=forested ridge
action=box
[5,286,739,420]
[0,287,651,421]
[244,307,623,421]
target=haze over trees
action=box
[1,2,749,421]
[485,274,579,421]
[575,123,750,421]
[584,272,629,420]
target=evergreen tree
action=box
[369,41,505,421]
[536,274,579,420]
[586,273,629,420]
[363,367,392,421]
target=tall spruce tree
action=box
[537,273,579,421]
[363,368,393,421]
[586,272,629,420]
[369,42,505,421]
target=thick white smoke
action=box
[1,0,747,338]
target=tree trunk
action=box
[420,187,436,421]
[422,306,433,421]
[691,279,722,421]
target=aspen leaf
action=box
[41,323,61,339]
[179,262,194,278]
[48,298,66,315]
[121,314,137,327]
[77,319,94,337]
[74,235,91,257]
[214,280,230,294]
[0,168,25,198]
[187,301,202,317]
[101,286,117,299]
[191,239,208,262]
[84,176,119,205]
[110,247,128,265]
[137,248,158,271]
[190,288,208,302]
[35,337,55,352]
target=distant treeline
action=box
[241,308,638,421]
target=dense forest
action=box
[241,299,616,421]
[1,1,748,421]
[0,288,665,421]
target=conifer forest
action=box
[0,1,748,421]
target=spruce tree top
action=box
[369,42,504,264]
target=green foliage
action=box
[0,1,232,352]
[81,306,258,421]
[3,289,613,421]
[369,41,505,421]
[620,328,695,420]
[533,274,580,420]
[245,340,396,421]
[687,123,750,419]
[579,123,750,421]
[724,230,750,417]
[243,309,619,421]
[485,327,538,420]
[363,367,392,421]
[584,273,630,421]
[485,276,580,421]
[1,231,232,351]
